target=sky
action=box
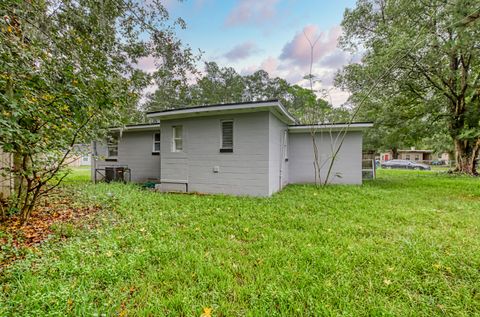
[141,0,359,106]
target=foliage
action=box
[1,169,480,315]
[337,0,480,173]
[145,61,348,123]
[0,0,196,223]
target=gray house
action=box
[92,100,372,196]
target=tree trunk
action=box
[454,139,480,175]
[12,153,23,195]
[392,148,399,159]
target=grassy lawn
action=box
[1,169,480,316]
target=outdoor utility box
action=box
[105,166,125,183]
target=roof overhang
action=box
[288,122,373,133]
[398,150,433,153]
[146,100,297,125]
[109,123,161,132]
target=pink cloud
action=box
[225,0,280,27]
[240,56,279,76]
[135,56,158,73]
[280,25,342,67]
[259,56,279,74]
[224,41,258,61]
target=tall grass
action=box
[1,169,479,316]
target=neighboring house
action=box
[381,148,433,162]
[92,100,372,197]
[67,154,91,167]
[436,152,452,163]
[66,144,92,167]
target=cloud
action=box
[240,56,279,76]
[224,42,258,61]
[280,25,342,67]
[238,54,350,106]
[225,0,280,27]
[135,56,158,73]
[320,50,350,69]
[259,56,278,74]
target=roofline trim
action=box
[145,100,297,124]
[397,150,434,153]
[109,123,161,132]
[146,99,279,115]
[288,122,373,132]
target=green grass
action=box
[1,169,480,316]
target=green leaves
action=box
[145,61,345,124]
[337,0,480,170]
[0,0,196,221]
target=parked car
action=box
[381,160,431,170]
[431,160,445,165]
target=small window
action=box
[415,155,420,161]
[153,132,161,153]
[172,126,183,152]
[405,154,410,160]
[107,134,118,157]
[220,120,233,152]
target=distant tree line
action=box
[145,61,351,124]
[337,0,480,174]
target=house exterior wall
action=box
[398,152,427,161]
[268,113,288,195]
[93,130,161,183]
[68,155,91,167]
[381,151,434,162]
[288,131,363,185]
[159,112,270,196]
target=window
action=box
[172,126,183,152]
[107,134,118,158]
[220,120,233,153]
[415,155,420,161]
[153,132,161,153]
[405,154,410,160]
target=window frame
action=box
[172,125,183,152]
[220,120,234,153]
[107,134,119,158]
[152,132,161,153]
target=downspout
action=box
[92,141,97,183]
[158,126,162,183]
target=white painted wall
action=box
[93,130,161,183]
[91,116,366,195]
[268,113,288,195]
[159,112,270,196]
[288,131,363,185]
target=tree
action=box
[337,0,480,174]
[145,61,343,121]
[0,0,196,223]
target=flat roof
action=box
[109,123,160,132]
[146,100,297,124]
[398,149,433,153]
[288,122,373,132]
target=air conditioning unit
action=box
[105,166,126,183]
